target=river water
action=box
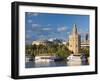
[25,60,67,68]
[25,60,88,68]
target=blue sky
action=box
[25,12,89,44]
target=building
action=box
[81,32,89,48]
[85,33,89,41]
[32,38,63,46]
[81,40,89,48]
[62,41,66,45]
[68,24,81,55]
[32,40,44,45]
[32,40,52,46]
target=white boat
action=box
[25,55,34,62]
[35,56,54,62]
[67,54,81,66]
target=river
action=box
[25,59,88,68]
[25,60,68,68]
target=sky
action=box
[25,12,89,44]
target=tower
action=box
[68,24,80,55]
[85,32,89,42]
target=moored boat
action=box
[35,56,54,62]
[67,54,81,66]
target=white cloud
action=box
[57,26,67,32]
[27,19,32,23]
[67,32,70,34]
[47,24,51,26]
[42,28,51,31]
[39,35,46,40]
[32,23,40,28]
[39,35,45,37]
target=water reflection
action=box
[25,59,88,68]
[25,60,67,68]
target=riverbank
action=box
[25,55,89,68]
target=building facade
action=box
[32,40,46,45]
[32,40,53,46]
[68,24,81,55]
[81,32,89,48]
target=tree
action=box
[25,45,32,55]
[80,47,89,57]
[55,44,71,59]
[31,44,37,56]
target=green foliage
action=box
[25,43,72,59]
[55,45,71,58]
[80,47,89,57]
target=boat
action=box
[51,56,64,61]
[35,56,54,62]
[25,54,34,62]
[67,54,81,66]
[25,57,34,62]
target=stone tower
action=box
[68,24,80,55]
